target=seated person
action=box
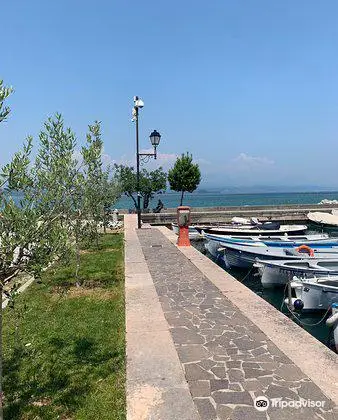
[153,199,164,213]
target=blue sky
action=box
[1,0,338,188]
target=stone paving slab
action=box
[137,227,337,420]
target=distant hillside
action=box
[195,185,338,194]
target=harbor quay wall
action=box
[119,203,338,225]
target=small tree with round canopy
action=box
[168,153,201,206]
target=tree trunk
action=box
[127,193,138,209]
[103,206,108,234]
[180,190,184,206]
[75,231,80,286]
[0,284,3,420]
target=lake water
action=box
[116,191,338,210]
[8,189,338,210]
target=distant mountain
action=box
[195,185,338,194]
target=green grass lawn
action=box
[3,233,125,420]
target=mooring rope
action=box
[286,303,332,327]
[280,282,289,312]
[239,266,255,283]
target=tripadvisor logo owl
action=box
[254,396,326,411]
[254,396,270,411]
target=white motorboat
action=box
[171,217,284,239]
[307,211,338,229]
[254,259,338,288]
[203,232,333,249]
[204,233,335,261]
[196,223,308,237]
[286,275,338,311]
[207,241,338,269]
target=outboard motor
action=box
[260,222,280,230]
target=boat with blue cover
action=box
[203,232,337,257]
[206,240,338,269]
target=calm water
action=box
[8,189,338,210]
[116,191,338,209]
[192,239,336,353]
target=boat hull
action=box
[214,242,338,270]
[205,240,221,257]
[221,248,253,268]
[203,233,335,263]
[257,260,338,288]
[307,212,338,230]
[260,265,290,287]
[205,240,253,268]
[290,280,338,311]
[197,225,308,236]
[203,233,335,248]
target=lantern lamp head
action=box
[150,130,161,147]
[149,130,161,159]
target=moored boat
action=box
[307,211,338,229]
[203,232,333,248]
[286,275,338,311]
[254,258,338,288]
[208,241,338,269]
[203,232,337,261]
[171,217,262,239]
[196,223,308,236]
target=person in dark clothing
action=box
[153,199,164,213]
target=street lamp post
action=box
[133,96,162,229]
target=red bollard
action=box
[177,206,191,247]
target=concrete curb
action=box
[125,215,200,420]
[157,225,338,406]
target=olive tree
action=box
[0,113,78,419]
[0,80,13,123]
[0,80,121,415]
[168,153,201,206]
[82,122,121,241]
[114,164,166,211]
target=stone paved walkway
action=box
[137,228,337,420]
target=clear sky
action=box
[1,0,338,188]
